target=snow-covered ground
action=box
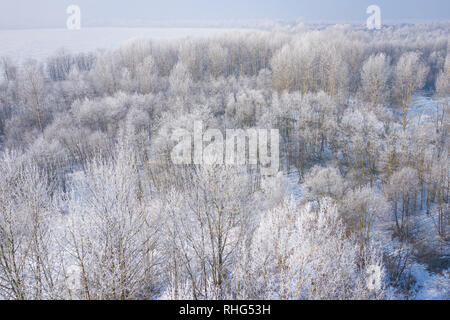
[410,263,449,300]
[409,91,441,119]
[0,27,250,63]
[285,171,303,202]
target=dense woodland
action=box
[0,23,448,299]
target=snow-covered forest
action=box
[0,23,448,300]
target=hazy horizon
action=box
[1,0,449,29]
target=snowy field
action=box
[0,27,249,63]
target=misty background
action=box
[1,0,449,29]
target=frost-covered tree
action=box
[360,53,391,108]
[63,144,163,300]
[385,167,420,237]
[1,56,17,82]
[161,166,255,299]
[169,62,193,104]
[340,186,390,254]
[393,52,428,131]
[302,166,346,204]
[0,152,62,299]
[17,60,48,133]
[339,104,384,185]
[232,198,386,300]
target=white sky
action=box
[1,0,449,29]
